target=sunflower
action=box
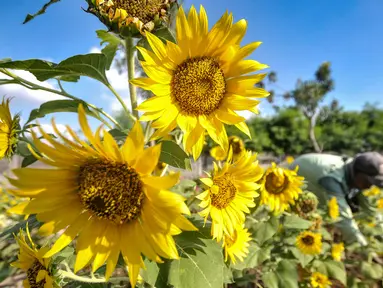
[197,151,263,241]
[308,213,323,231]
[377,198,383,209]
[292,191,318,218]
[8,105,196,287]
[131,5,269,160]
[328,197,339,220]
[86,0,176,36]
[0,97,20,159]
[310,272,331,288]
[210,146,227,161]
[285,155,294,165]
[11,227,54,288]
[363,185,381,197]
[229,136,245,160]
[259,163,304,214]
[296,231,322,255]
[331,242,344,261]
[223,225,251,264]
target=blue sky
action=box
[1,0,383,130]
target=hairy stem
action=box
[125,37,139,119]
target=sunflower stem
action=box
[58,269,107,283]
[107,83,137,123]
[125,37,139,119]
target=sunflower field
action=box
[0,1,383,288]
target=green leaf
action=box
[313,259,346,285]
[154,27,176,43]
[107,128,128,144]
[141,259,160,287]
[233,243,271,270]
[23,0,61,24]
[0,54,110,86]
[96,30,121,70]
[274,260,299,288]
[159,140,191,170]
[262,272,279,288]
[252,217,279,245]
[170,179,196,197]
[136,37,151,61]
[289,247,314,268]
[26,99,98,124]
[22,154,38,168]
[361,262,383,280]
[157,216,225,288]
[0,215,41,239]
[283,214,313,229]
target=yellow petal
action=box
[134,144,162,175]
[142,173,180,190]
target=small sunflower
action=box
[11,227,55,288]
[328,197,339,220]
[197,151,263,241]
[0,97,20,159]
[310,272,331,288]
[260,163,304,214]
[86,0,176,36]
[223,225,251,264]
[228,136,245,160]
[8,105,196,287]
[210,146,227,161]
[132,5,269,160]
[285,155,295,165]
[377,198,383,209]
[331,242,344,261]
[296,231,322,255]
[292,191,318,218]
[363,185,381,197]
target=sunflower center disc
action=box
[265,172,289,195]
[302,235,314,245]
[27,261,47,288]
[78,161,144,224]
[211,175,237,209]
[171,56,226,116]
[229,138,244,155]
[113,0,165,23]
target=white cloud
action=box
[90,47,102,54]
[0,70,65,104]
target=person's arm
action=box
[318,177,368,246]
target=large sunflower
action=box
[310,272,331,288]
[260,163,304,214]
[223,225,251,264]
[296,231,322,255]
[0,97,20,159]
[11,227,54,288]
[131,5,269,160]
[197,151,263,241]
[328,197,339,220]
[8,105,196,287]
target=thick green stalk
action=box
[125,37,139,119]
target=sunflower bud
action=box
[0,97,20,159]
[86,0,177,37]
[292,191,318,217]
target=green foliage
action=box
[96,30,122,70]
[159,140,191,170]
[23,0,61,24]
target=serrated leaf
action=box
[154,27,176,43]
[283,214,313,229]
[23,0,61,24]
[96,30,121,70]
[159,140,191,170]
[141,259,160,287]
[26,99,98,124]
[313,259,346,285]
[252,217,279,245]
[0,54,110,86]
[274,260,299,288]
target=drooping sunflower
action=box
[308,213,323,231]
[259,163,304,214]
[131,5,269,160]
[331,242,344,261]
[197,151,263,241]
[86,0,177,36]
[8,105,196,287]
[210,145,227,161]
[328,197,339,220]
[310,272,331,288]
[223,225,251,264]
[228,136,245,160]
[296,231,322,255]
[292,191,318,218]
[0,97,20,159]
[11,227,55,288]
[363,185,381,197]
[377,198,383,209]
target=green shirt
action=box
[289,153,374,245]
